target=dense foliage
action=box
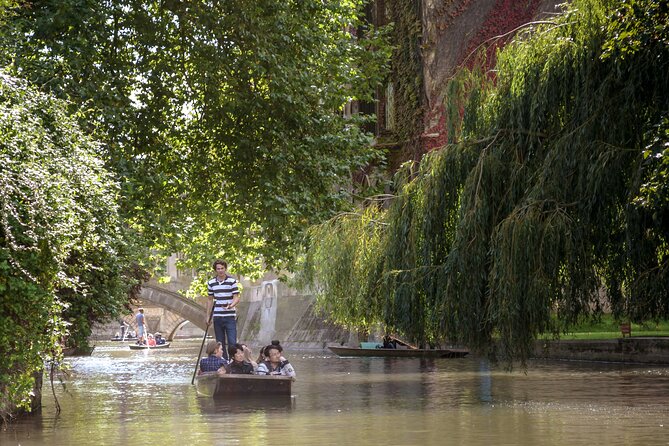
[303,0,669,361]
[0,0,390,275]
[0,0,390,419]
[0,73,139,419]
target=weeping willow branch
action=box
[302,0,669,361]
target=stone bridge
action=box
[137,284,210,340]
[124,281,287,341]
[103,279,351,347]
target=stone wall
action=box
[533,338,669,364]
[236,281,356,349]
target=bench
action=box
[620,322,632,338]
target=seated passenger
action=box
[225,343,255,374]
[147,333,156,346]
[155,332,166,345]
[256,345,269,364]
[256,345,296,377]
[257,341,285,363]
[199,340,227,375]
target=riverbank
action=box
[91,287,669,365]
[532,337,669,364]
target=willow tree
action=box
[0,0,390,275]
[304,0,669,360]
[0,73,139,420]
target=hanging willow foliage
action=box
[303,206,387,331]
[303,0,669,361]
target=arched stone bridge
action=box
[136,284,209,341]
[130,281,282,341]
[106,280,347,348]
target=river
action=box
[2,340,668,445]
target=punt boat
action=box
[195,373,294,398]
[328,344,469,358]
[128,342,171,350]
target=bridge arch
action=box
[133,280,285,342]
[138,285,209,341]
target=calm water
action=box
[2,340,668,446]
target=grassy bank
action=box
[539,316,669,340]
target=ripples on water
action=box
[2,340,668,446]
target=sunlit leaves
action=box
[0,0,390,276]
[0,73,136,417]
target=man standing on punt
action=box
[205,259,240,360]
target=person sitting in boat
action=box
[256,340,286,363]
[382,335,397,349]
[241,344,258,369]
[147,333,156,347]
[256,344,296,377]
[155,332,166,345]
[224,343,255,374]
[199,340,227,376]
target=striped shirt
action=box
[207,275,239,318]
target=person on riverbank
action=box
[135,308,147,344]
[225,343,255,374]
[199,340,227,376]
[256,344,296,377]
[205,260,240,360]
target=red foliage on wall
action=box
[461,0,543,70]
[421,0,544,153]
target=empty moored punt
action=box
[128,343,171,350]
[328,345,469,358]
[195,373,294,398]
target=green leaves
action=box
[1,0,390,275]
[0,73,139,417]
[303,0,669,362]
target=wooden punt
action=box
[328,345,469,358]
[195,373,294,398]
[128,342,171,350]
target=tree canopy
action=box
[0,0,390,418]
[302,0,669,362]
[0,0,390,275]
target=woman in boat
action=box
[199,340,227,376]
[225,343,255,374]
[256,340,285,363]
[147,333,156,347]
[256,344,296,377]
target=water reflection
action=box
[1,340,668,446]
[197,395,296,414]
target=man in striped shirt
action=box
[205,259,240,360]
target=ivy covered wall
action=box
[382,0,564,160]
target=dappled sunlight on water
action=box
[2,340,668,446]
